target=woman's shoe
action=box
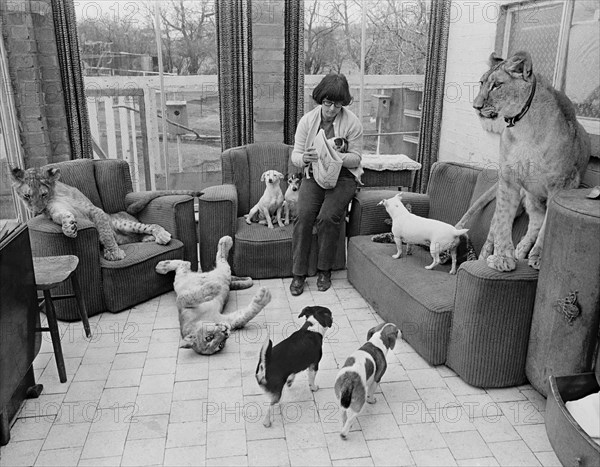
[317,270,332,292]
[290,275,306,296]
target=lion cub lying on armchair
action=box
[156,236,271,354]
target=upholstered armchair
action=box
[197,142,346,278]
[27,158,197,319]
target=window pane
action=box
[565,2,600,119]
[507,2,563,82]
[304,0,429,187]
[76,0,220,191]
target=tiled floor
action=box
[0,271,561,467]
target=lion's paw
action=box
[479,240,494,259]
[62,218,78,238]
[515,240,534,260]
[528,245,542,270]
[217,236,233,259]
[153,227,171,245]
[104,247,126,261]
[253,287,272,308]
[155,260,172,274]
[486,254,517,272]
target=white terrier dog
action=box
[378,193,469,274]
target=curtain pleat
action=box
[50,0,93,159]
[216,0,254,150]
[284,0,304,145]
[413,0,451,193]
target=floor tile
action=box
[400,422,447,451]
[42,422,91,450]
[0,439,44,466]
[367,438,413,466]
[166,421,207,448]
[121,438,166,466]
[443,430,492,460]
[205,429,246,459]
[325,431,370,460]
[80,429,128,459]
[34,446,82,466]
[411,447,456,466]
[127,414,169,440]
[487,440,541,466]
[357,413,402,440]
[247,438,290,466]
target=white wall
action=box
[438,1,512,167]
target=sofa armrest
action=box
[348,189,431,237]
[135,195,198,270]
[197,184,238,271]
[27,215,105,315]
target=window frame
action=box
[495,0,600,135]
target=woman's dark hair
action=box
[312,73,353,106]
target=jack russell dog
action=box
[379,193,469,274]
[283,172,302,225]
[255,305,333,427]
[245,170,285,229]
[334,322,399,439]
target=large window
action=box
[497,0,600,134]
[304,0,430,160]
[75,0,220,191]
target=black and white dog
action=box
[255,306,333,427]
[334,322,399,439]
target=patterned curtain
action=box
[413,0,451,193]
[284,1,304,145]
[216,0,254,150]
[50,0,93,159]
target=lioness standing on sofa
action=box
[457,51,590,272]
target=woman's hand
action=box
[302,147,318,165]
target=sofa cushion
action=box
[428,162,480,224]
[100,239,184,312]
[49,159,104,210]
[233,217,295,278]
[94,159,132,214]
[233,217,346,279]
[347,235,457,365]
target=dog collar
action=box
[504,74,537,128]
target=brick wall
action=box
[252,0,285,142]
[1,0,70,169]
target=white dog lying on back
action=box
[378,193,469,274]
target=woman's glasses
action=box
[322,99,343,109]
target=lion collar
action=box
[505,74,537,128]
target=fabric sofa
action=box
[27,159,197,319]
[346,161,540,387]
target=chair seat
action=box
[33,256,79,290]
[233,217,294,279]
[100,239,185,313]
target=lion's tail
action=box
[455,183,497,229]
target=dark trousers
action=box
[292,169,357,276]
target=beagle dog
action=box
[245,170,285,229]
[334,322,399,439]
